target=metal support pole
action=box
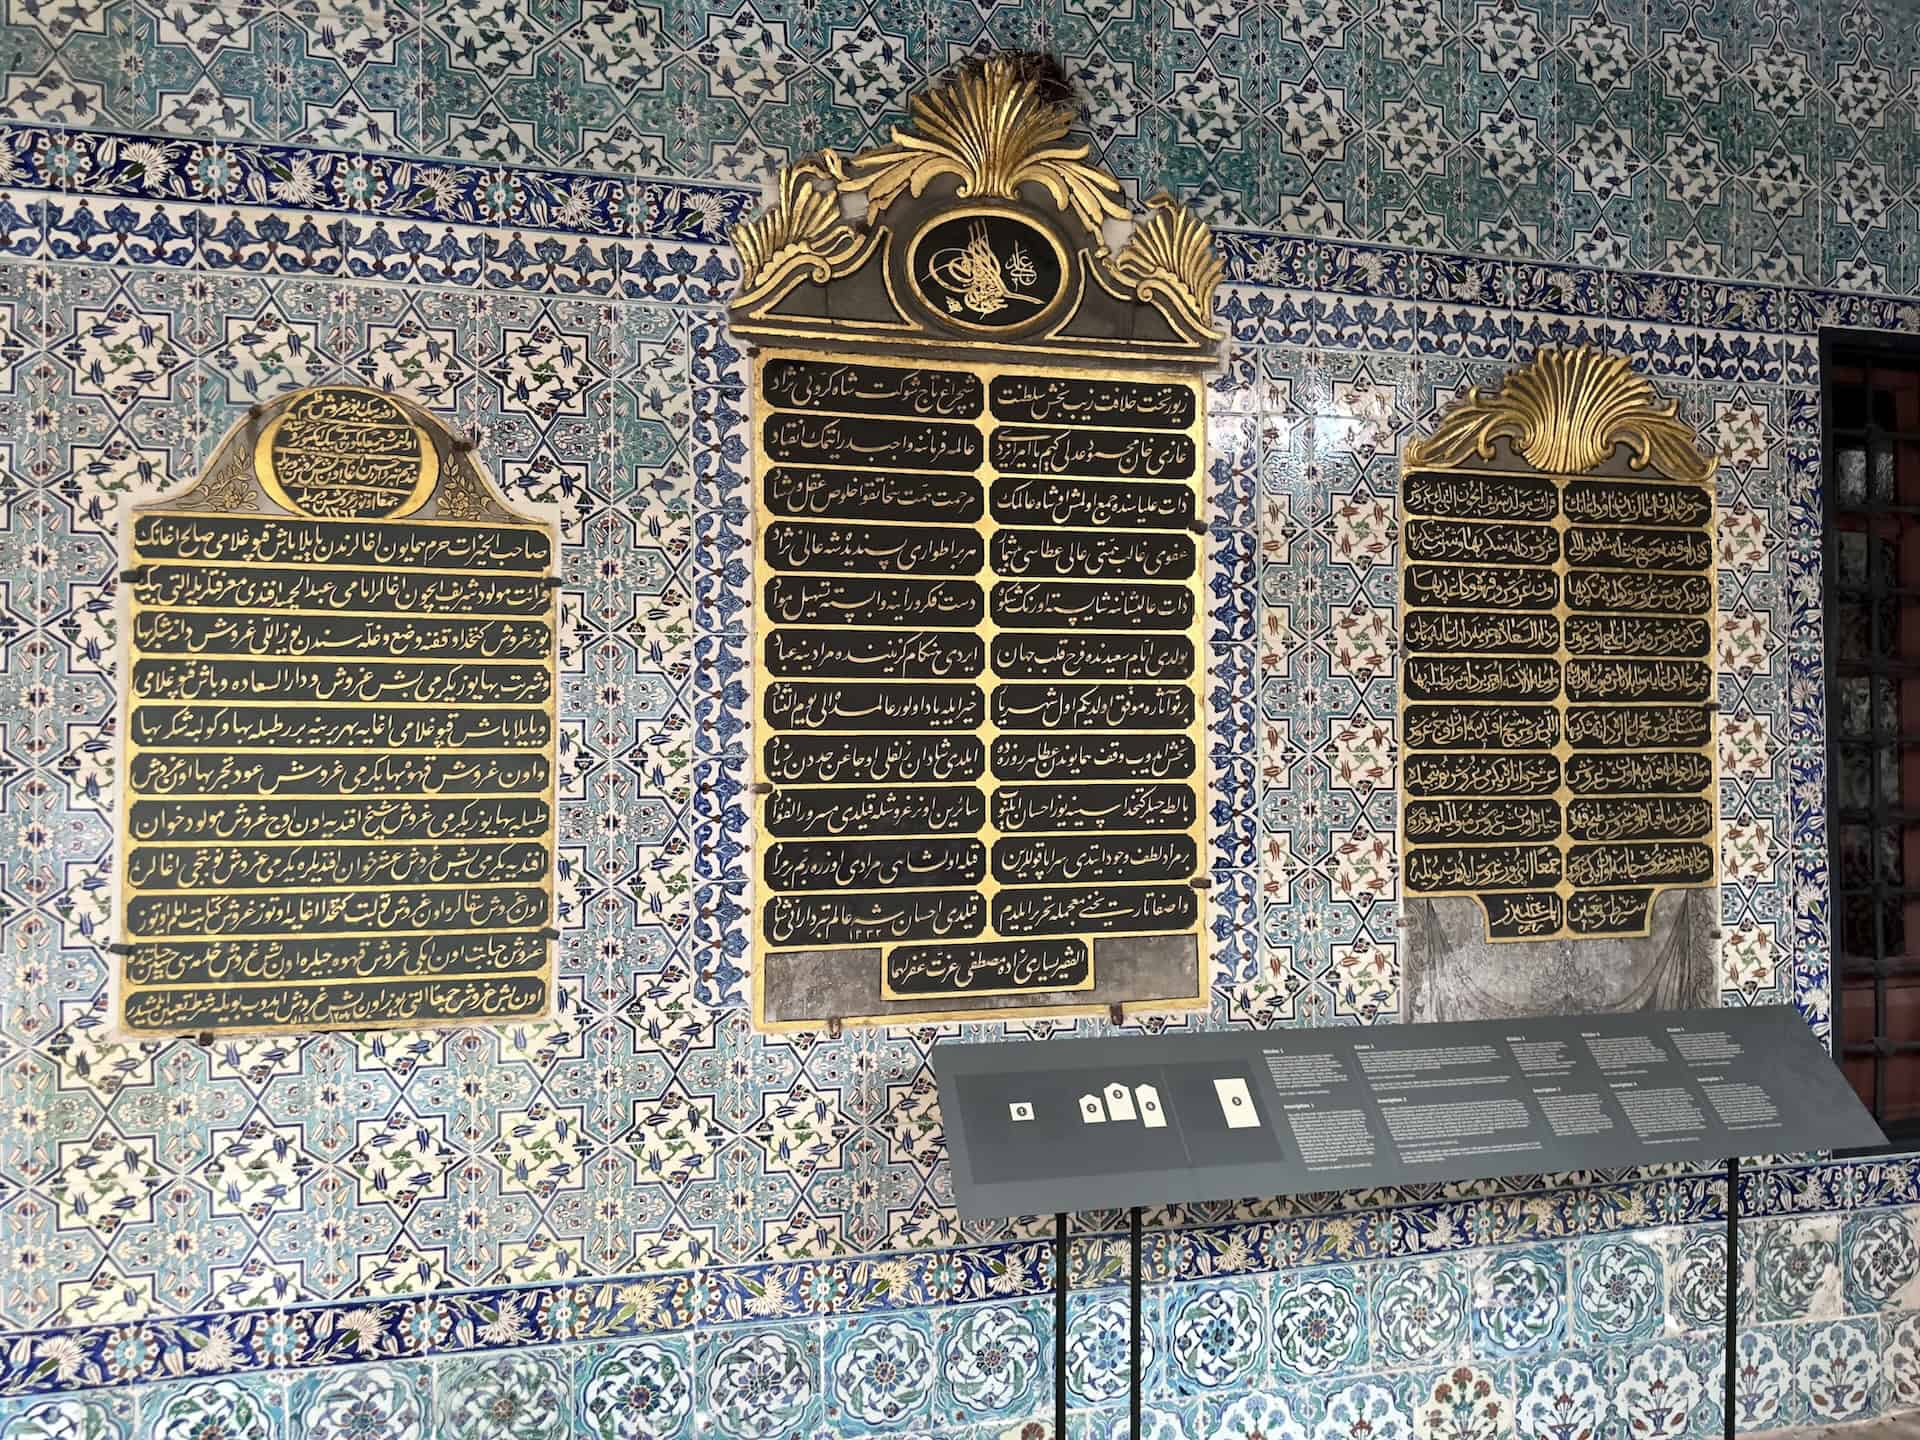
[1055,1212,1069,1440]
[1725,1156,1740,1440]
[1129,1207,1143,1440]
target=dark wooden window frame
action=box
[1821,326,1920,1148]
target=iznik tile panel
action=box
[0,0,1904,1427]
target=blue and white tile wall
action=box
[1,0,1919,1437]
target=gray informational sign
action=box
[934,1006,1885,1219]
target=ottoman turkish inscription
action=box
[1399,351,1721,1019]
[729,57,1224,1027]
[117,385,559,1036]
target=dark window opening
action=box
[1825,335,1920,1144]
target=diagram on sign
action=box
[1073,1083,1166,1126]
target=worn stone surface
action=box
[1763,1413,1920,1440]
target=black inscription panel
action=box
[764,681,985,731]
[1404,656,1561,701]
[1403,703,1560,750]
[763,575,984,628]
[762,734,985,785]
[1564,615,1712,658]
[754,355,1206,1010]
[764,628,984,679]
[991,426,1195,479]
[1405,610,1566,652]
[761,358,985,417]
[1403,753,1561,797]
[1404,517,1558,566]
[122,503,557,1034]
[991,475,1195,530]
[764,467,984,524]
[1563,479,1713,527]
[1402,471,1559,521]
[1403,563,1559,611]
[764,838,986,892]
[1401,455,1717,942]
[991,529,1194,580]
[886,940,1090,997]
[990,733,1196,782]
[990,683,1195,731]
[992,580,1194,630]
[764,521,984,575]
[991,783,1196,833]
[990,374,1196,429]
[990,633,1194,681]
[763,890,986,946]
[762,413,982,470]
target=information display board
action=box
[1399,350,1719,944]
[934,1007,1885,1219]
[752,355,1207,1011]
[117,386,558,1036]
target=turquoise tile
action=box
[1512,1351,1606,1440]
[290,1362,431,1440]
[439,1351,570,1440]
[1163,1276,1261,1396]
[1270,1263,1367,1382]
[1839,1209,1920,1315]
[698,1325,822,1440]
[1471,1244,1567,1358]
[1571,1237,1663,1347]
[934,1300,1051,1428]
[0,1390,137,1440]
[1797,1317,1881,1424]
[572,1338,695,1440]
[824,1312,936,1436]
[1370,1256,1468,1368]
[139,1377,282,1440]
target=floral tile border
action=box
[0,123,1913,337]
[6,1155,1919,1398]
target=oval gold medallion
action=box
[906,206,1069,335]
[256,386,438,519]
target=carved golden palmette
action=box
[729,54,1222,341]
[1110,194,1225,341]
[434,461,493,521]
[732,161,874,309]
[1404,348,1714,485]
[188,455,261,513]
[824,55,1129,234]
